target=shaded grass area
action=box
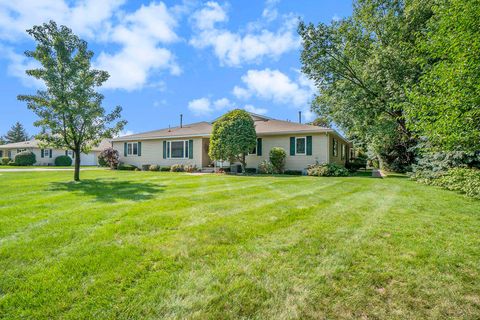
[0,171,479,319]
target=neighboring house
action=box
[112,112,353,172]
[0,139,111,166]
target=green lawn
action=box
[0,165,100,169]
[1,171,479,319]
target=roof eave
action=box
[112,133,211,142]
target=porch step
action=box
[201,167,215,173]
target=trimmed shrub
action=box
[307,163,349,177]
[117,163,137,171]
[1,157,10,165]
[184,165,197,173]
[245,168,257,174]
[149,164,160,171]
[284,170,302,175]
[170,164,185,172]
[269,147,286,173]
[14,151,36,166]
[430,168,480,199]
[258,160,274,174]
[160,166,171,172]
[346,155,368,172]
[54,155,72,166]
[98,148,120,168]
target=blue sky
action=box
[0,0,352,137]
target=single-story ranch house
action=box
[0,139,111,166]
[112,112,353,172]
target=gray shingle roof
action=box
[112,113,338,142]
[0,139,111,151]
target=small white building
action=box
[0,139,111,166]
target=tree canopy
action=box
[3,122,30,144]
[18,21,126,181]
[406,0,480,152]
[299,0,434,171]
[209,109,257,172]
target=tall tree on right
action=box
[299,0,434,172]
[406,0,480,152]
[3,122,30,143]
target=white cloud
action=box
[233,68,316,121]
[190,1,299,66]
[188,97,233,116]
[233,69,315,106]
[188,97,212,116]
[0,45,43,88]
[262,0,280,22]
[0,1,181,91]
[96,2,181,90]
[213,97,232,110]
[116,129,134,137]
[191,1,228,30]
[0,0,124,41]
[244,104,268,115]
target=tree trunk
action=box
[74,149,81,181]
[239,154,246,173]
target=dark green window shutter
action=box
[49,149,53,158]
[188,140,193,159]
[138,142,142,156]
[257,138,262,156]
[306,136,312,155]
[41,149,44,158]
[65,150,68,156]
[290,137,295,156]
[124,143,127,156]
[163,141,166,159]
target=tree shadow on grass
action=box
[49,179,165,202]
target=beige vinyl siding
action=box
[113,138,204,168]
[328,133,349,165]
[3,148,98,166]
[245,133,329,171]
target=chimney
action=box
[180,114,183,128]
[298,111,302,124]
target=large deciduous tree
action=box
[18,21,126,181]
[3,122,30,143]
[406,0,480,152]
[209,109,257,172]
[299,0,434,171]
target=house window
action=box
[67,150,74,158]
[295,137,306,155]
[332,138,338,157]
[17,149,26,153]
[167,140,189,158]
[127,142,138,155]
[42,149,51,158]
[341,144,346,160]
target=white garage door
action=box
[80,153,96,166]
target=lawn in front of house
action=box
[0,170,479,319]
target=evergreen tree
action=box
[3,122,30,143]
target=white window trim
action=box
[42,149,50,157]
[167,140,189,159]
[295,136,306,155]
[127,142,138,156]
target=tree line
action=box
[299,0,479,172]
